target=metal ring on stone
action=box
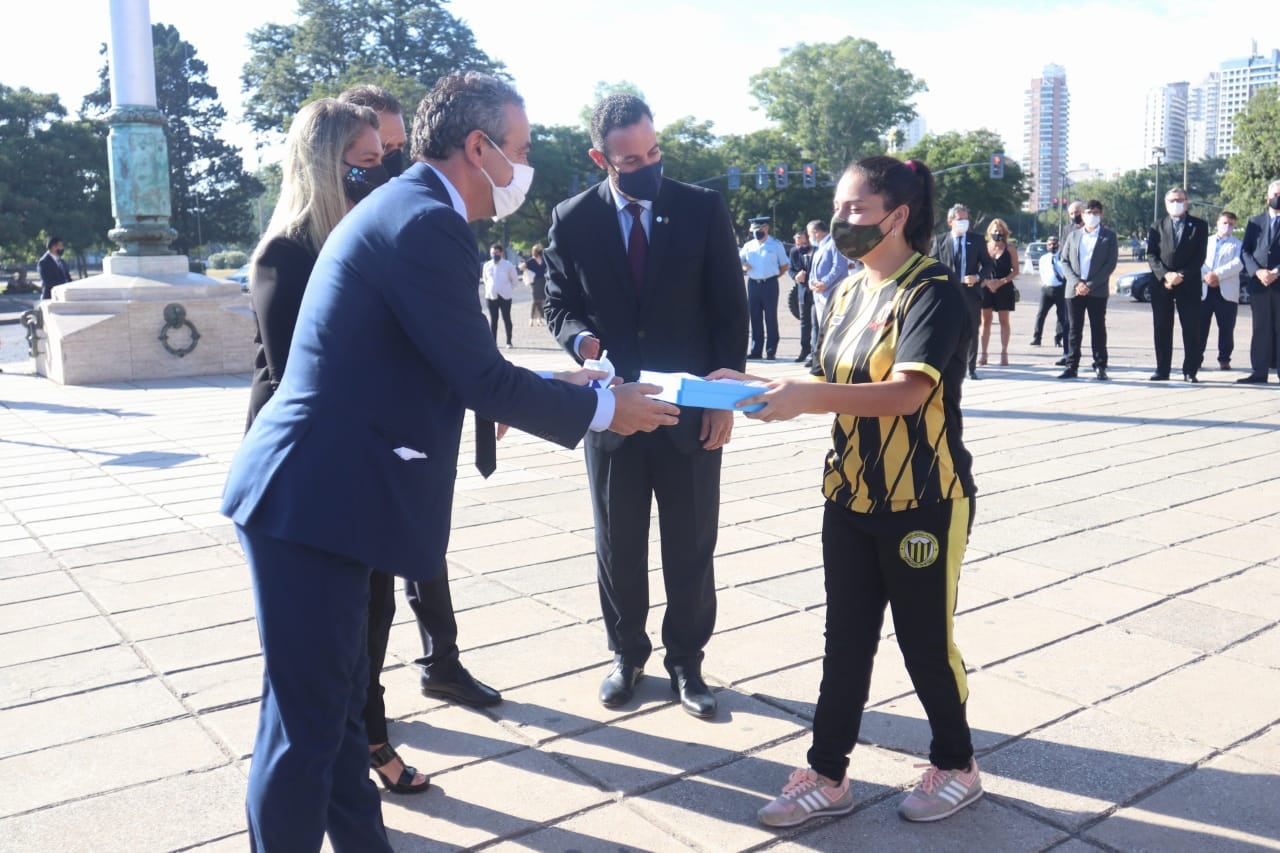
[158,303,201,357]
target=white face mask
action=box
[481,134,534,221]
[1083,213,1101,229]
[1168,200,1187,216]
[1217,223,1232,237]
[952,218,970,235]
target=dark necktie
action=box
[1271,216,1279,246]
[1174,219,1183,246]
[474,412,495,478]
[953,238,962,275]
[626,203,648,289]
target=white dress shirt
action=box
[1079,229,1100,281]
[481,257,520,300]
[1202,234,1243,302]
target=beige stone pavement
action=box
[1,273,1278,852]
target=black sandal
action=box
[369,743,430,794]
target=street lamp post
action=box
[1152,146,1165,225]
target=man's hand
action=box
[553,367,608,386]
[963,274,979,286]
[810,281,827,293]
[1075,283,1090,297]
[579,335,601,361]
[1206,271,1220,287]
[1258,269,1279,287]
[705,368,768,383]
[607,383,680,435]
[1164,271,1184,287]
[699,409,733,450]
[795,270,808,284]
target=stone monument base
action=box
[35,255,256,385]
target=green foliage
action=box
[209,250,249,269]
[241,0,503,135]
[715,129,822,241]
[475,123,594,249]
[83,24,263,255]
[905,130,1028,231]
[749,37,924,172]
[1222,88,1280,217]
[578,81,647,131]
[0,84,112,265]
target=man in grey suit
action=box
[1059,199,1118,381]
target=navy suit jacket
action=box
[1240,212,1280,296]
[1148,214,1209,286]
[221,163,597,581]
[930,231,990,300]
[544,178,746,454]
[38,251,71,299]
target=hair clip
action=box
[903,159,919,174]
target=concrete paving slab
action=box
[737,567,824,611]
[703,612,826,686]
[392,704,529,777]
[134,618,261,674]
[713,540,823,586]
[0,615,122,668]
[0,645,151,708]
[496,668,671,745]
[1114,598,1271,653]
[165,656,263,712]
[0,591,100,633]
[1182,564,1280,619]
[1015,575,1164,623]
[110,589,254,642]
[0,552,61,580]
[962,554,1073,599]
[1098,656,1280,750]
[1085,754,1280,853]
[491,801,698,852]
[1229,725,1280,772]
[952,599,1095,667]
[1090,547,1255,596]
[1221,625,1280,669]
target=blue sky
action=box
[4,0,1272,173]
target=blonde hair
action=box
[531,243,543,258]
[986,218,1011,241]
[255,99,379,259]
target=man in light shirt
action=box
[1059,199,1118,381]
[806,219,849,369]
[1201,211,1243,370]
[482,242,521,348]
[1032,235,1068,356]
[739,215,790,360]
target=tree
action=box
[84,24,263,256]
[749,38,925,173]
[242,0,503,135]
[0,85,112,269]
[905,130,1027,232]
[716,129,816,241]
[578,80,646,130]
[1222,88,1280,218]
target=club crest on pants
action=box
[899,530,940,568]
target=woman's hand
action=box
[739,378,816,422]
[705,367,769,383]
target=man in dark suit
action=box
[789,228,815,363]
[544,94,747,720]
[930,204,990,379]
[1059,198,1118,381]
[221,73,677,853]
[1237,179,1280,384]
[38,236,72,299]
[1147,187,1209,381]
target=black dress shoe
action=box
[420,663,502,708]
[1054,357,1068,366]
[747,350,762,360]
[1219,360,1231,370]
[765,351,776,361]
[1236,374,1267,384]
[1183,372,1199,383]
[967,369,980,380]
[668,667,716,719]
[1149,373,1170,381]
[599,662,643,708]
[794,353,810,363]
[1030,338,1042,346]
[1057,368,1078,379]
[1095,367,1109,381]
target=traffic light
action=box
[755,165,768,189]
[727,166,741,190]
[775,164,788,189]
[802,162,816,188]
[989,153,1005,179]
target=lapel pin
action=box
[655,215,665,224]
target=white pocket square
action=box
[393,446,428,461]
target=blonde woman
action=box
[979,218,1019,365]
[244,99,429,799]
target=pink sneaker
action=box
[898,760,983,822]
[757,767,854,827]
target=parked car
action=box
[1025,240,1049,271]
[223,263,251,293]
[1116,270,1155,302]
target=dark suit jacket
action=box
[38,251,71,299]
[1148,214,1209,287]
[1240,212,1280,296]
[1062,225,1118,299]
[544,178,747,453]
[221,163,598,581]
[930,231,990,299]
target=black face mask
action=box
[382,149,405,179]
[615,158,663,201]
[1269,196,1280,211]
[491,253,502,262]
[753,229,766,241]
[992,233,1006,242]
[1072,213,1084,226]
[830,210,895,261]
[342,162,390,204]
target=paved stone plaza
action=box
[0,274,1277,852]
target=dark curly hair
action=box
[590,94,653,158]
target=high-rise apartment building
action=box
[1022,64,1069,212]
[1143,82,1189,164]
[1216,48,1280,156]
[1187,73,1219,161]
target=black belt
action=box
[748,276,778,284]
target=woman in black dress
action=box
[521,243,548,325]
[979,218,1019,366]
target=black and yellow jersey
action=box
[818,251,975,513]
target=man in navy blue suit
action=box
[221,73,678,853]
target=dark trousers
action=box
[1248,287,1280,378]
[747,277,780,355]
[797,285,815,358]
[585,428,720,670]
[963,292,981,372]
[363,572,395,745]
[1032,286,1067,351]
[237,525,392,853]
[404,564,460,672]
[807,498,975,781]
[486,296,513,345]
[1200,289,1238,363]
[1066,297,1108,369]
[1151,280,1202,376]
